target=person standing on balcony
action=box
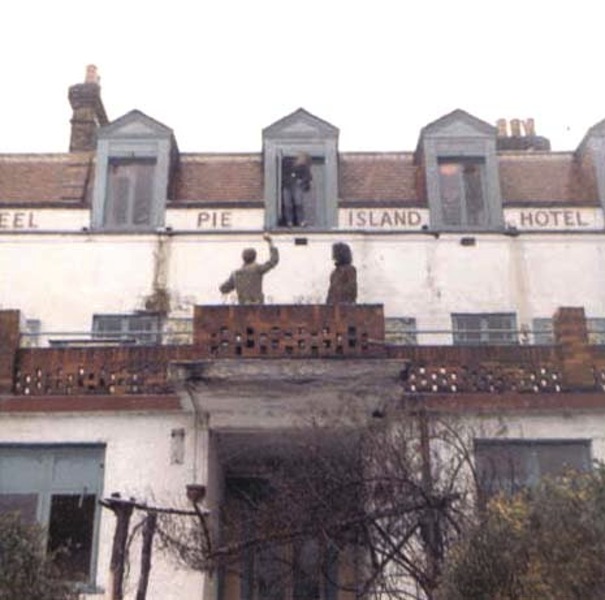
[282,152,312,227]
[219,233,279,304]
[326,242,357,304]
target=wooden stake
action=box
[136,512,157,600]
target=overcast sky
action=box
[1,0,602,154]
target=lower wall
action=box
[0,409,206,600]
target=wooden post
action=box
[419,410,438,600]
[136,512,157,600]
[103,496,134,600]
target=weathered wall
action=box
[0,409,205,599]
[2,229,605,342]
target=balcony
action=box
[0,306,603,401]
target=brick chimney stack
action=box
[495,117,550,151]
[68,65,108,152]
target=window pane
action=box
[126,315,161,345]
[110,177,130,225]
[452,313,516,345]
[0,493,38,523]
[0,445,104,585]
[438,163,462,226]
[438,159,486,227]
[475,442,530,495]
[486,314,517,344]
[463,162,485,225]
[588,318,605,345]
[47,494,97,582]
[385,317,417,345]
[255,545,288,600]
[132,163,155,226]
[293,539,321,600]
[105,160,156,228]
[532,318,554,345]
[94,314,161,345]
[475,440,591,496]
[536,443,591,476]
[94,315,124,336]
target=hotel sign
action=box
[0,211,38,229]
[342,208,428,230]
[505,208,603,231]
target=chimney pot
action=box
[496,119,508,137]
[510,119,521,137]
[523,118,535,137]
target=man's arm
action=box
[219,273,235,294]
[259,234,279,274]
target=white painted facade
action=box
[3,89,605,599]
[0,405,208,599]
[1,206,605,345]
[2,374,605,599]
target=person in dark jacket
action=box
[282,152,312,227]
[326,242,357,304]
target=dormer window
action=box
[419,109,503,231]
[92,110,178,231]
[577,118,605,212]
[263,109,339,230]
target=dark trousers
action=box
[283,182,306,226]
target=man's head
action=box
[332,242,353,266]
[294,152,311,167]
[242,248,257,264]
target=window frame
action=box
[385,317,418,346]
[92,313,163,345]
[92,110,177,232]
[474,438,592,496]
[263,109,339,231]
[420,110,503,231]
[103,158,157,229]
[0,444,105,587]
[437,157,488,227]
[451,312,518,345]
[532,316,605,345]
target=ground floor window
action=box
[474,439,591,496]
[0,444,105,583]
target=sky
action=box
[0,0,603,154]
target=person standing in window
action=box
[282,152,312,227]
[219,233,279,304]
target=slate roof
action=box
[498,153,598,205]
[0,148,598,206]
